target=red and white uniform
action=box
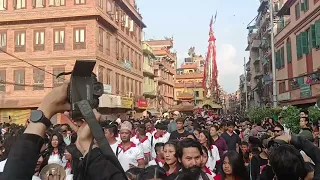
[203,166,215,180]
[137,136,151,156]
[146,128,156,139]
[149,133,168,159]
[130,135,139,144]
[116,142,144,171]
[206,145,220,171]
[115,134,121,142]
[148,157,164,167]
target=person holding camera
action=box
[1,80,127,180]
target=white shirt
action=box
[206,145,220,171]
[110,141,120,155]
[137,137,151,155]
[32,175,41,180]
[116,142,144,171]
[48,153,67,168]
[149,133,168,159]
[0,159,7,172]
[130,135,139,145]
[148,158,164,167]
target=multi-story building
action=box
[146,39,176,112]
[246,0,281,107]
[275,0,320,107]
[0,0,146,123]
[142,41,158,115]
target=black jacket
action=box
[0,133,126,180]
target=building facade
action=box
[275,0,320,107]
[146,39,176,112]
[142,41,158,114]
[0,0,146,123]
[245,0,281,108]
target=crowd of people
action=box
[0,108,319,180]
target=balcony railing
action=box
[143,63,154,76]
[155,59,175,74]
[175,82,202,88]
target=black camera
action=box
[57,60,104,120]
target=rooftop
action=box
[181,63,197,69]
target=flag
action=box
[213,10,217,24]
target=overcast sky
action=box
[138,0,260,93]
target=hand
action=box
[75,109,101,156]
[39,80,71,119]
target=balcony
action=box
[251,39,261,50]
[176,73,203,79]
[155,59,175,74]
[158,77,174,86]
[142,42,154,56]
[254,71,263,79]
[176,92,194,100]
[175,82,202,88]
[143,63,154,76]
[253,57,260,64]
[143,84,156,97]
[153,48,175,62]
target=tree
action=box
[248,107,273,124]
[280,106,300,134]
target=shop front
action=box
[134,98,148,118]
[0,109,32,125]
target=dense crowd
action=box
[0,108,319,180]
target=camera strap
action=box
[76,100,127,179]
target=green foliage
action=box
[248,107,273,124]
[280,106,300,134]
[307,106,320,123]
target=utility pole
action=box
[270,0,278,107]
[244,57,248,111]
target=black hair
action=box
[176,118,185,124]
[226,121,235,127]
[139,165,167,180]
[154,142,165,155]
[301,117,309,123]
[155,122,167,130]
[269,144,307,180]
[199,130,213,157]
[300,109,309,115]
[102,120,118,136]
[221,151,249,180]
[66,144,82,175]
[71,133,77,144]
[125,167,144,180]
[274,124,284,131]
[137,124,146,136]
[176,138,203,160]
[0,135,17,161]
[47,133,66,160]
[201,145,208,156]
[163,141,181,172]
[210,125,219,131]
[240,141,249,146]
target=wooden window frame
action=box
[106,33,110,56]
[98,28,104,52]
[32,0,45,8]
[48,0,65,6]
[34,30,45,51]
[14,30,26,52]
[0,70,6,92]
[74,0,85,5]
[14,69,25,90]
[53,67,65,87]
[73,27,86,50]
[98,65,104,83]
[115,73,119,94]
[0,31,7,52]
[13,0,26,9]
[33,68,45,90]
[106,69,111,85]
[98,0,103,9]
[115,38,119,58]
[295,3,300,20]
[53,29,65,51]
[0,0,8,10]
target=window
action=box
[116,38,119,58]
[295,3,300,19]
[0,70,5,92]
[15,31,26,52]
[54,29,65,50]
[135,52,138,69]
[106,69,111,85]
[32,0,45,8]
[14,69,25,90]
[98,0,103,8]
[121,42,125,60]
[286,39,292,63]
[279,82,286,93]
[138,54,141,71]
[0,32,6,51]
[301,0,309,12]
[296,76,305,87]
[48,0,65,6]
[126,45,129,60]
[0,0,7,10]
[53,67,65,87]
[126,77,129,93]
[135,80,138,95]
[301,31,309,54]
[75,0,85,5]
[195,91,199,97]
[296,33,303,58]
[34,30,45,51]
[98,66,104,83]
[106,33,110,55]
[139,82,142,95]
[121,75,125,93]
[311,20,320,48]
[74,28,86,49]
[98,28,103,52]
[106,0,114,15]
[13,0,26,9]
[33,68,45,90]
[115,73,119,93]
[131,78,134,94]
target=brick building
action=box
[0,0,146,123]
[146,39,176,112]
[275,0,320,107]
